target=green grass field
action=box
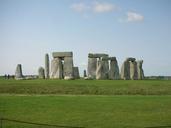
[0,79,171,95]
[0,79,171,128]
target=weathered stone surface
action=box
[50,58,63,79]
[137,60,144,80]
[126,57,136,62]
[38,67,45,79]
[88,53,108,58]
[109,58,120,80]
[87,58,97,79]
[45,53,49,79]
[83,70,87,77]
[15,64,23,80]
[64,56,74,80]
[52,52,73,58]
[73,67,80,79]
[121,60,130,80]
[129,61,138,80]
[96,60,108,79]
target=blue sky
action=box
[0,0,170,76]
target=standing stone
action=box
[87,58,97,79]
[121,60,130,80]
[45,53,49,79]
[15,64,23,80]
[73,67,80,79]
[83,70,87,77]
[137,60,144,80]
[50,58,63,79]
[96,59,108,80]
[103,58,109,79]
[38,67,45,79]
[130,61,138,80]
[109,57,120,80]
[64,57,74,80]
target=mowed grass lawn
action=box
[0,79,171,127]
[0,79,171,95]
[0,95,171,128]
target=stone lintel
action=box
[101,57,116,61]
[52,52,73,58]
[88,53,108,58]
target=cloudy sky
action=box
[0,0,170,76]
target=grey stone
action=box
[129,61,138,80]
[96,60,108,79]
[38,67,45,79]
[137,60,144,80]
[73,67,80,79]
[88,53,108,58]
[52,52,73,58]
[109,58,120,80]
[126,57,136,62]
[45,53,49,79]
[64,56,74,80]
[83,70,87,77]
[87,58,97,79]
[15,64,23,80]
[121,60,130,80]
[50,58,63,79]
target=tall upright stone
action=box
[87,58,97,79]
[45,53,49,79]
[83,70,87,77]
[50,58,63,79]
[64,56,74,80]
[121,60,130,80]
[137,60,144,80]
[38,67,45,79]
[96,60,106,79]
[130,61,138,80]
[15,64,23,80]
[109,57,120,80]
[73,67,80,79]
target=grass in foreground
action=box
[0,95,171,128]
[0,79,171,95]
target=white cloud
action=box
[127,11,144,22]
[70,3,90,12]
[70,2,119,13]
[93,2,118,13]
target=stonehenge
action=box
[121,58,144,80]
[15,64,23,80]
[87,53,120,80]
[14,51,145,80]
